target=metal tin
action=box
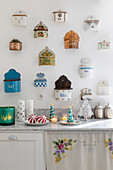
[4,69,21,93]
[0,107,15,125]
[34,73,47,87]
[94,103,103,119]
[10,39,22,50]
[104,103,113,119]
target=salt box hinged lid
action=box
[39,46,55,66]
[64,30,80,49]
[12,10,27,27]
[34,21,48,38]
[34,73,47,87]
[54,75,72,90]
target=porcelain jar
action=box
[94,103,103,119]
[12,10,27,27]
[54,89,72,101]
[104,103,113,119]
[53,10,67,22]
[80,58,93,78]
[34,21,48,39]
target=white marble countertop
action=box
[0,119,113,131]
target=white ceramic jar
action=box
[104,103,113,119]
[54,89,72,101]
[94,103,103,119]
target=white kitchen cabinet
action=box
[0,132,45,170]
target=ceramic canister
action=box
[104,103,113,119]
[0,107,15,125]
[17,100,25,121]
[26,99,34,120]
[94,103,103,119]
[80,65,93,78]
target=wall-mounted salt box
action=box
[98,40,111,50]
[79,58,93,78]
[12,10,27,27]
[84,16,99,32]
[39,46,55,66]
[97,81,111,95]
[4,69,21,93]
[10,39,22,51]
[54,75,73,101]
[81,88,93,100]
[53,10,67,22]
[34,73,47,87]
[34,21,48,38]
[64,30,80,49]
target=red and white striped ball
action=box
[37,115,47,123]
[28,114,38,124]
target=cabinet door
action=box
[0,132,45,170]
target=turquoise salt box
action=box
[4,69,21,93]
[34,73,47,87]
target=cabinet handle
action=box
[8,135,17,140]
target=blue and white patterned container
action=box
[4,69,21,93]
[34,73,47,87]
[80,58,93,78]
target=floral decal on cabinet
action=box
[105,138,113,159]
[53,138,77,163]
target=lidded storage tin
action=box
[104,103,113,119]
[4,69,21,93]
[34,21,48,38]
[94,103,103,119]
[10,39,22,51]
[64,30,80,49]
[53,10,67,22]
[34,73,47,87]
[0,107,15,125]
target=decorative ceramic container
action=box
[104,103,113,119]
[98,40,111,50]
[79,58,93,78]
[17,100,25,122]
[53,10,67,22]
[54,75,73,101]
[81,88,92,100]
[39,46,55,66]
[26,99,34,120]
[12,10,27,27]
[84,16,99,31]
[97,81,111,96]
[34,73,47,87]
[0,106,15,125]
[64,30,80,49]
[10,39,22,51]
[34,21,48,38]
[4,69,21,93]
[94,103,103,119]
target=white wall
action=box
[0,0,113,109]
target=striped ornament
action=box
[37,115,47,123]
[28,114,37,124]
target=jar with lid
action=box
[104,103,113,119]
[94,103,103,119]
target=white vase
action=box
[26,99,34,119]
[17,100,25,121]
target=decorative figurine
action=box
[78,99,93,120]
[67,105,75,124]
[34,73,47,87]
[34,21,48,38]
[54,75,73,101]
[64,30,80,49]
[97,81,111,96]
[53,10,67,22]
[10,39,22,51]
[49,103,55,120]
[39,46,55,66]
[79,58,93,78]
[84,16,99,32]
[12,10,27,27]
[98,40,111,50]
[4,69,21,93]
[81,88,93,100]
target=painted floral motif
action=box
[105,138,113,159]
[53,138,77,163]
